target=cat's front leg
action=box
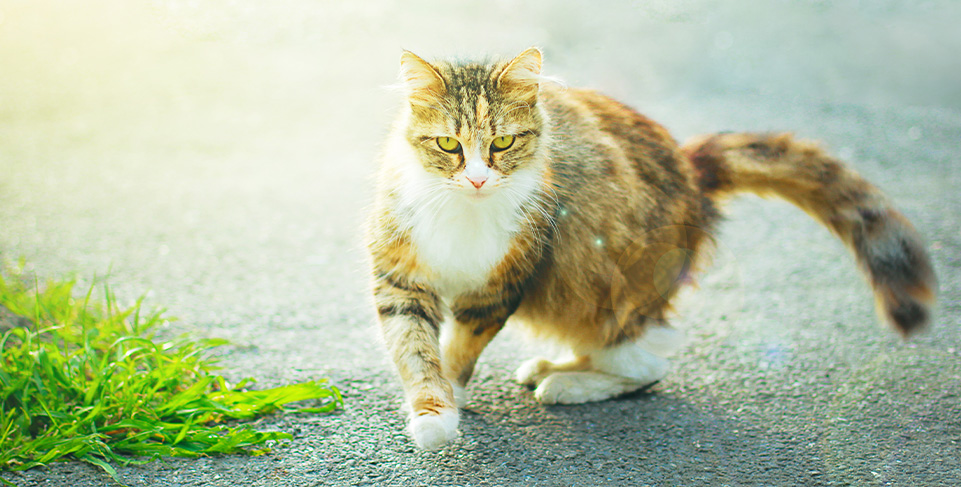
[442,299,514,406]
[373,275,458,450]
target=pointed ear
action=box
[399,50,446,105]
[496,47,543,103]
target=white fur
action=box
[389,133,545,299]
[534,372,649,405]
[636,325,685,358]
[452,383,468,408]
[463,147,491,184]
[518,329,680,404]
[530,347,668,404]
[590,340,671,383]
[409,408,459,450]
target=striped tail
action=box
[681,132,937,336]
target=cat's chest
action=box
[404,194,524,299]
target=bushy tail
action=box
[681,132,937,336]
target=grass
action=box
[0,262,342,485]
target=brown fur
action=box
[510,85,715,352]
[365,48,937,447]
[681,132,937,335]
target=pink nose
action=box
[466,175,488,189]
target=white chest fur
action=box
[395,168,543,300]
[409,191,518,298]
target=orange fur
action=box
[681,132,937,335]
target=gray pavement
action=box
[1,1,959,486]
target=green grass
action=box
[0,263,342,485]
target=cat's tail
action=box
[680,132,937,336]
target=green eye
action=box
[491,135,515,151]
[436,137,461,153]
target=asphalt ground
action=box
[1,1,959,485]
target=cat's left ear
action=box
[496,47,543,103]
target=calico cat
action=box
[365,47,937,450]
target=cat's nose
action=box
[464,153,490,188]
[466,174,488,189]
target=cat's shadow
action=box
[511,380,661,400]
[443,378,825,485]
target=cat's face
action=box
[399,48,546,198]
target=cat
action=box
[364,47,937,450]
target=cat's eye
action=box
[436,137,461,153]
[491,135,515,151]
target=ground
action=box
[1,1,959,486]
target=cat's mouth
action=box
[464,187,493,200]
[454,175,498,199]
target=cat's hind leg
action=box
[532,343,668,404]
[518,326,683,404]
[515,354,592,387]
[534,371,658,404]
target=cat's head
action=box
[396,48,549,198]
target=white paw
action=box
[534,372,601,404]
[409,408,459,450]
[533,372,652,405]
[515,357,554,386]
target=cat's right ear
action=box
[399,51,446,106]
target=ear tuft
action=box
[496,47,543,102]
[399,50,446,105]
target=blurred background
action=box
[2,0,958,326]
[1,1,960,485]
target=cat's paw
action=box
[533,372,599,404]
[515,357,555,387]
[533,371,651,405]
[409,408,459,450]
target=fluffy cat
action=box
[365,47,937,450]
